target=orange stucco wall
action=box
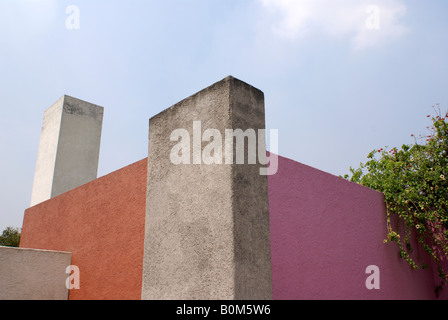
[20,158,147,300]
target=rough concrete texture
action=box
[30,95,103,206]
[0,246,71,300]
[141,76,272,300]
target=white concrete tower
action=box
[30,95,104,206]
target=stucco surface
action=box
[0,246,71,300]
[19,153,444,300]
[30,95,103,207]
[21,158,147,300]
[141,76,272,300]
[51,95,104,199]
[30,97,64,206]
[268,154,438,300]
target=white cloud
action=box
[258,0,408,50]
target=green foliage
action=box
[0,226,21,248]
[345,106,448,287]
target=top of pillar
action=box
[150,75,264,123]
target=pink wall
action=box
[268,155,440,300]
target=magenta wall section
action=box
[268,154,439,300]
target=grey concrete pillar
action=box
[141,76,272,300]
[30,95,103,206]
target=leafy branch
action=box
[344,105,448,293]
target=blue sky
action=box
[0,0,447,232]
